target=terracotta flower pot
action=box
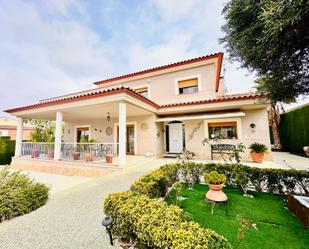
[72,152,80,160]
[106,154,113,163]
[205,183,228,202]
[250,152,264,163]
[47,151,54,159]
[31,149,39,158]
[85,152,93,162]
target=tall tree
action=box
[26,119,55,142]
[221,0,309,149]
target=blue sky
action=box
[0,0,283,117]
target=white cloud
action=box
[0,0,261,117]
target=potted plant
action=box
[47,149,54,159]
[72,147,80,160]
[85,149,93,162]
[249,143,268,163]
[204,171,228,202]
[31,148,39,158]
[105,147,113,163]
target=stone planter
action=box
[250,152,264,163]
[205,183,228,202]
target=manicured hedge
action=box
[131,162,309,197]
[0,168,49,221]
[104,192,232,249]
[0,137,15,165]
[279,104,309,155]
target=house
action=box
[0,117,34,140]
[4,52,271,171]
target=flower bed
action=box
[0,168,49,222]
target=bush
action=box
[130,164,178,198]
[204,171,227,184]
[248,143,268,153]
[131,163,309,197]
[0,168,49,221]
[279,104,309,155]
[104,192,232,249]
[0,137,15,165]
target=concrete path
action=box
[272,152,309,171]
[0,158,172,249]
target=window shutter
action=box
[178,78,198,88]
[135,87,148,93]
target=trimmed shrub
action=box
[0,168,49,221]
[0,137,15,165]
[104,192,232,249]
[131,163,309,197]
[279,104,309,155]
[130,163,179,198]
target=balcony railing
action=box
[21,142,55,159]
[61,142,117,162]
[20,142,118,163]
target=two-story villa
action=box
[5,53,271,172]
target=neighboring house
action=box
[0,117,33,140]
[4,53,271,167]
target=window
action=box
[178,78,198,94]
[76,127,89,142]
[134,87,148,98]
[208,122,237,139]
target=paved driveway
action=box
[0,158,171,249]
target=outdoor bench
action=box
[210,144,236,160]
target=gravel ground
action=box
[0,158,170,249]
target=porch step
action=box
[163,153,180,158]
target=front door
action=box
[169,123,183,153]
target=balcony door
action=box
[117,125,135,155]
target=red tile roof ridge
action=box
[94,52,223,85]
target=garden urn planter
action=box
[31,148,39,158]
[303,146,309,156]
[106,154,113,163]
[250,152,264,163]
[72,152,80,160]
[205,184,228,202]
[85,152,93,162]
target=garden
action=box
[104,162,309,248]
[0,168,49,222]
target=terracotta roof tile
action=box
[94,52,223,85]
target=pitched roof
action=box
[93,52,224,92]
[4,87,264,114]
[160,92,265,108]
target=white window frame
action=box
[74,125,91,142]
[131,84,150,98]
[204,118,242,140]
[0,130,9,136]
[174,74,201,95]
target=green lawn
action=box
[166,184,309,249]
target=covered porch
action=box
[9,88,159,168]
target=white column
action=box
[54,111,63,160]
[15,117,23,157]
[118,102,126,166]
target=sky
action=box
[0,0,307,117]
